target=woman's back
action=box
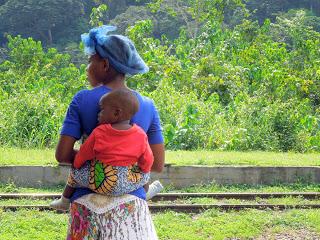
[61,85,163,145]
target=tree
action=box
[110,4,184,39]
[110,6,152,34]
[148,0,244,38]
[246,0,320,23]
[0,0,85,45]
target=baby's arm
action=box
[138,138,154,173]
[73,131,96,169]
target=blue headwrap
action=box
[81,25,149,75]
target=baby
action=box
[50,88,154,210]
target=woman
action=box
[56,25,165,240]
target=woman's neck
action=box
[103,74,127,90]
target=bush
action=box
[0,36,86,148]
[1,9,320,152]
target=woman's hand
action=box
[55,135,77,164]
[150,143,165,173]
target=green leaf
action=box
[94,162,105,188]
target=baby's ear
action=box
[114,108,122,117]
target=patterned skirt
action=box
[67,194,158,240]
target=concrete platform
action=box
[1,165,320,188]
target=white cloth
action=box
[74,193,137,214]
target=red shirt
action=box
[74,124,154,173]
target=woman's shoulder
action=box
[75,86,110,96]
[72,86,111,103]
[72,89,90,99]
[134,91,155,106]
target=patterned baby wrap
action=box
[67,159,149,196]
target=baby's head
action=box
[98,89,139,124]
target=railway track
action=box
[1,192,320,200]
[2,203,320,213]
[1,192,320,213]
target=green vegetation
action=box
[153,196,320,205]
[0,36,86,147]
[0,148,56,166]
[165,151,320,166]
[0,0,86,45]
[1,148,320,166]
[175,183,320,193]
[0,209,319,240]
[154,209,320,240]
[0,1,320,153]
[0,199,50,206]
[0,210,68,240]
[0,4,319,152]
[0,183,63,193]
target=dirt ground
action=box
[255,228,320,240]
[227,228,320,240]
